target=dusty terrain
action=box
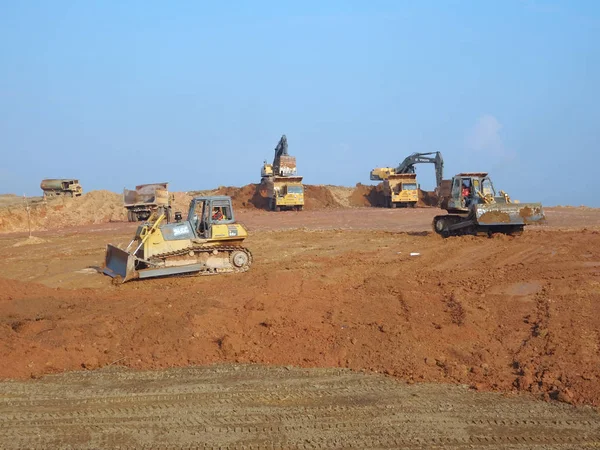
[1,365,599,449]
[0,183,442,234]
[0,204,599,411]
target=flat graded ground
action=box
[1,365,599,449]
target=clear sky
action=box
[1,1,598,206]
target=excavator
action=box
[433,173,545,237]
[371,152,444,208]
[103,196,252,283]
[370,151,444,186]
[261,135,304,211]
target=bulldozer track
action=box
[149,245,253,275]
[0,365,599,449]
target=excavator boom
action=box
[370,151,444,188]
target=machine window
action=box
[403,183,417,190]
[212,205,231,221]
[287,186,303,194]
[482,179,495,196]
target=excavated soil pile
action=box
[190,184,347,211]
[418,189,439,207]
[213,184,270,210]
[350,183,385,207]
[303,185,343,210]
[0,191,125,233]
[169,191,193,216]
[349,184,438,208]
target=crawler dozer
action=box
[433,173,545,237]
[103,196,252,283]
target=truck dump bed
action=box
[123,183,169,207]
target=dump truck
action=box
[103,196,252,283]
[371,152,444,208]
[124,182,171,222]
[40,179,83,198]
[433,172,545,237]
[382,173,418,208]
[261,135,304,211]
[263,176,304,212]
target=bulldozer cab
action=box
[449,173,495,211]
[189,196,235,239]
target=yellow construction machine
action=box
[433,173,545,237]
[382,173,419,208]
[371,152,444,208]
[261,135,305,211]
[103,196,252,283]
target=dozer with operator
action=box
[433,173,545,237]
[103,196,252,283]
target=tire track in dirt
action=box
[0,365,599,449]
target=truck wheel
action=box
[391,202,397,209]
[274,206,281,212]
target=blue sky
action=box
[0,1,598,206]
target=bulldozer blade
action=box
[103,244,137,283]
[476,202,545,226]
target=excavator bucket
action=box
[103,244,137,283]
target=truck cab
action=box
[383,173,418,208]
[271,177,304,211]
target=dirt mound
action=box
[170,192,193,215]
[191,184,346,211]
[321,186,354,208]
[0,190,125,233]
[349,183,385,207]
[418,189,439,207]
[214,184,270,210]
[348,184,439,208]
[304,185,343,210]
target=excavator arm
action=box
[394,152,444,188]
[272,135,288,169]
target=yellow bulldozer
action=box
[103,196,252,283]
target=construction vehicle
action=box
[124,182,171,222]
[40,179,83,198]
[382,173,418,208]
[261,135,304,211]
[370,152,444,208]
[103,196,252,283]
[433,173,545,237]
